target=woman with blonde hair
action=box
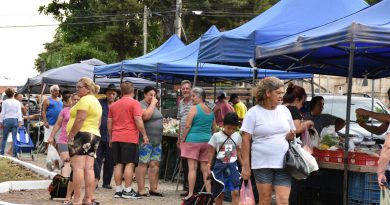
[66,77,102,205]
[241,77,296,205]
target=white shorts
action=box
[44,126,60,143]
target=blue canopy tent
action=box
[94,34,185,76]
[255,1,390,204]
[97,25,312,83]
[156,51,313,82]
[256,0,390,79]
[19,60,156,94]
[198,0,368,67]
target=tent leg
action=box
[193,61,199,87]
[311,77,315,97]
[343,42,355,205]
[213,83,217,103]
[252,68,258,106]
[371,80,375,138]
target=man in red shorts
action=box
[108,81,149,199]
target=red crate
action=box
[316,149,330,162]
[329,150,344,163]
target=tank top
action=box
[186,104,215,143]
[47,97,63,125]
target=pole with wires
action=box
[174,0,182,38]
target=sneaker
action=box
[114,191,122,198]
[121,189,142,199]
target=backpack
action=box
[48,174,69,199]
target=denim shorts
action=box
[212,160,241,192]
[253,168,292,187]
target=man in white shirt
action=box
[0,88,22,156]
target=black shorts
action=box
[68,132,100,158]
[111,142,139,165]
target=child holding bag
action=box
[207,112,242,205]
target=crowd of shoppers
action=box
[2,76,369,205]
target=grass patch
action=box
[0,158,44,183]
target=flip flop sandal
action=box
[149,191,164,197]
[62,200,72,205]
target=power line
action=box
[0,10,258,29]
[0,17,139,29]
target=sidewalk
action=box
[0,154,229,205]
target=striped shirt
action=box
[177,98,192,136]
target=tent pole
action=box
[193,61,199,87]
[371,79,374,138]
[27,80,31,144]
[156,65,159,89]
[213,82,217,103]
[343,41,355,205]
[311,77,315,97]
[252,68,258,106]
[36,83,47,158]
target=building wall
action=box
[0,86,17,94]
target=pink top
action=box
[214,100,234,127]
[58,107,70,144]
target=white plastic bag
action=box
[46,144,60,171]
[300,145,319,173]
[302,127,320,148]
[320,125,337,138]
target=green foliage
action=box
[36,0,279,71]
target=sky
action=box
[0,0,58,86]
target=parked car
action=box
[306,94,389,142]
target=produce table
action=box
[318,161,377,173]
[159,133,179,181]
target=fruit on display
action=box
[356,114,369,124]
[163,118,179,135]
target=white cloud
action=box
[0,0,58,86]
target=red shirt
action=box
[108,97,142,143]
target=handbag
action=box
[284,138,312,180]
[48,174,70,200]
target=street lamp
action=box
[192,11,203,15]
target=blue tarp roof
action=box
[94,34,185,76]
[97,25,312,81]
[255,0,390,79]
[19,60,156,93]
[198,0,368,66]
[120,26,219,73]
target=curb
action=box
[0,155,57,194]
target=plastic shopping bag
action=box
[46,144,60,171]
[381,186,390,205]
[284,138,318,180]
[300,145,319,173]
[239,180,255,205]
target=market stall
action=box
[255,0,390,204]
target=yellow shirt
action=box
[234,101,247,119]
[66,95,102,136]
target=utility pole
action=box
[174,0,182,38]
[143,5,148,55]
[40,60,46,74]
